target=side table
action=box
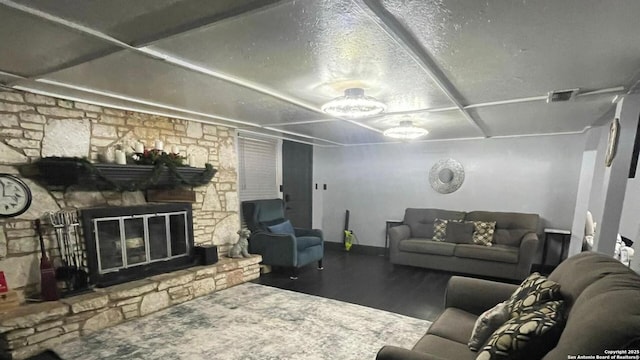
[541,228,571,272]
[385,220,404,258]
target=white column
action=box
[568,150,597,256]
[594,95,640,255]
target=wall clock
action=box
[605,118,620,167]
[0,174,32,218]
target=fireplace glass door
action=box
[94,211,189,275]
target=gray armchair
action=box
[241,199,324,279]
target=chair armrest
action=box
[444,276,518,316]
[249,232,297,267]
[294,228,323,238]
[516,232,539,278]
[376,346,447,360]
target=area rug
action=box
[53,283,431,360]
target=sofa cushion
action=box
[427,308,477,345]
[477,300,566,360]
[468,301,510,351]
[454,244,518,264]
[466,211,539,247]
[295,236,323,251]
[446,222,474,244]
[399,239,456,256]
[506,273,561,318]
[404,208,466,238]
[469,221,496,246]
[465,211,539,231]
[412,334,476,360]
[493,229,530,247]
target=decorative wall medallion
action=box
[0,174,32,217]
[605,117,620,167]
[429,159,465,194]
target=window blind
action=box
[237,134,279,201]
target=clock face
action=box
[0,174,32,217]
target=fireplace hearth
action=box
[80,203,195,287]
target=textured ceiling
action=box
[1,0,639,146]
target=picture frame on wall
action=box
[605,118,620,167]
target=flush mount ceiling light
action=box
[321,88,387,119]
[383,120,429,140]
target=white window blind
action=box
[237,134,280,201]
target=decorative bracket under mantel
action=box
[26,157,217,192]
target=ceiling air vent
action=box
[547,88,580,103]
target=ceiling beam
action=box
[353,0,489,137]
[11,76,346,147]
[264,86,626,127]
[0,0,331,118]
[0,0,424,138]
[132,0,290,48]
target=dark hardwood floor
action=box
[253,248,452,322]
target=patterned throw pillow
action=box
[475,300,566,360]
[432,219,461,241]
[468,301,510,351]
[470,221,496,246]
[506,273,562,318]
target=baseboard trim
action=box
[324,241,386,256]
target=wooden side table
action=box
[385,220,404,257]
[541,228,571,271]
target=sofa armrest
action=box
[294,228,323,238]
[376,346,447,360]
[389,224,410,243]
[516,232,539,279]
[444,276,518,316]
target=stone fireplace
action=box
[0,87,255,359]
[80,203,196,287]
[0,88,242,302]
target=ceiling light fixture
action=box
[321,88,387,119]
[383,120,429,140]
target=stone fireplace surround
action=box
[0,88,241,303]
[0,255,261,360]
[0,79,251,359]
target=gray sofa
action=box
[376,251,640,359]
[389,208,539,281]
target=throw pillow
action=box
[468,301,510,351]
[446,221,475,244]
[470,221,496,246]
[475,300,566,360]
[432,219,462,241]
[267,220,295,235]
[506,273,562,318]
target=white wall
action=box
[313,135,586,252]
[620,178,640,240]
[620,172,640,273]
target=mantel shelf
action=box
[30,157,216,191]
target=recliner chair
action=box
[241,199,324,279]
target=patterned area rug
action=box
[53,283,431,360]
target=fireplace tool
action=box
[48,208,89,295]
